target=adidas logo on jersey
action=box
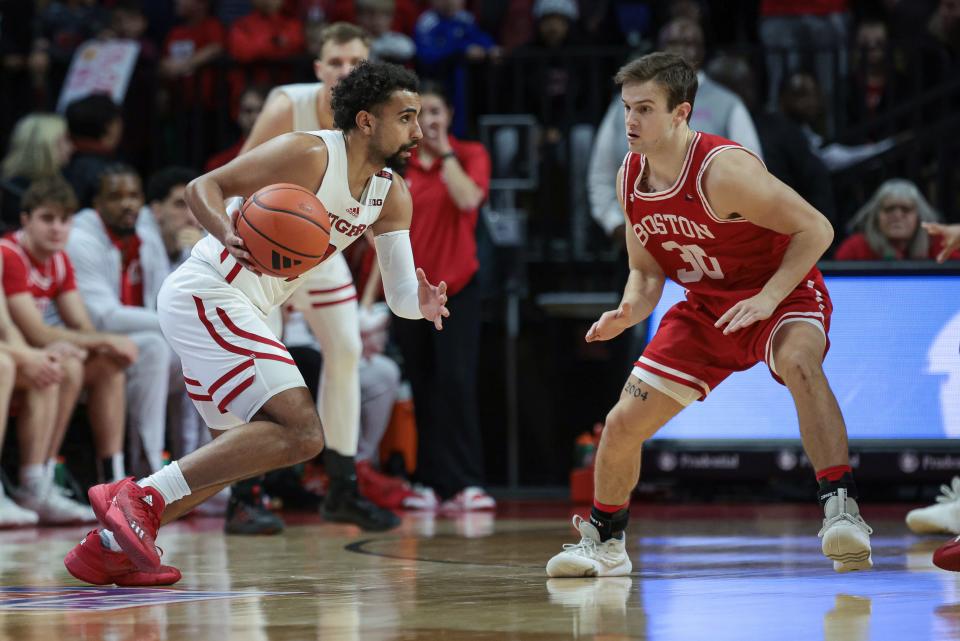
[142,495,153,506]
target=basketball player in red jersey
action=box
[547,52,873,577]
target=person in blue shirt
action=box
[414,0,499,135]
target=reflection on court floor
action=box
[0,504,955,641]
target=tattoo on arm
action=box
[624,381,648,400]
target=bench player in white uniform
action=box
[64,62,447,584]
[238,23,394,529]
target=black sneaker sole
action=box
[320,507,400,531]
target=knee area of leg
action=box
[62,356,84,382]
[602,411,634,442]
[327,334,362,366]
[777,349,823,380]
[0,352,15,380]
[279,412,324,458]
[297,423,325,460]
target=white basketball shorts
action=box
[158,257,306,430]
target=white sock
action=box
[111,453,125,482]
[98,529,123,552]
[19,464,46,496]
[138,461,191,505]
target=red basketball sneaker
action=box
[88,477,136,524]
[64,530,181,586]
[933,536,960,571]
[103,483,166,570]
[356,460,415,510]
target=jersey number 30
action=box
[662,241,724,283]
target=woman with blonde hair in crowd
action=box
[0,113,72,229]
[834,178,958,262]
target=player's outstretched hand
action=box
[226,208,261,275]
[586,302,633,342]
[417,268,450,331]
[922,222,960,263]
[715,293,777,335]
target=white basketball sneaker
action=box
[906,477,960,535]
[15,486,96,525]
[0,492,38,527]
[546,515,632,578]
[819,488,873,572]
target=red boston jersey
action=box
[622,131,822,312]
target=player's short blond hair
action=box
[317,22,371,60]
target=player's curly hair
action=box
[332,61,419,132]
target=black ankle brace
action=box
[817,472,858,506]
[589,506,630,542]
[324,450,358,482]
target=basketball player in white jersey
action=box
[238,23,394,529]
[63,62,447,583]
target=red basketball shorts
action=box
[634,278,832,405]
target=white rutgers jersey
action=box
[190,129,393,315]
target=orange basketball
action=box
[236,183,331,278]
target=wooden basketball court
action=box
[0,503,955,641]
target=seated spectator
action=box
[227,0,304,63]
[414,0,499,136]
[834,179,959,261]
[509,0,592,246]
[779,72,895,172]
[589,16,763,240]
[355,0,417,64]
[758,0,850,136]
[705,53,836,227]
[205,85,268,172]
[65,165,172,475]
[0,113,73,230]
[0,235,96,526]
[161,0,225,85]
[34,0,112,92]
[2,177,133,502]
[468,0,534,51]
[848,17,897,125]
[140,166,203,269]
[61,94,124,210]
[108,0,157,60]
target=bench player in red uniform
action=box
[547,52,873,577]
